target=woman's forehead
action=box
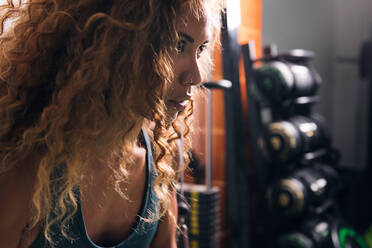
[176,4,212,42]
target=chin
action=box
[165,110,179,125]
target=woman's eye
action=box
[196,44,207,58]
[176,40,186,54]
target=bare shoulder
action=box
[150,191,178,248]
[0,156,40,248]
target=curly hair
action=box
[0,0,224,244]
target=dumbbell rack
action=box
[240,41,362,247]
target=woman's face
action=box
[165,4,212,122]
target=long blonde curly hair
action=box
[0,0,224,244]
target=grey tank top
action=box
[30,130,159,248]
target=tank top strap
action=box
[141,129,157,180]
[140,128,160,219]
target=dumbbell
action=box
[252,49,321,107]
[258,114,330,164]
[275,218,369,248]
[266,163,339,217]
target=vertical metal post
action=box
[221,0,251,246]
[178,117,185,196]
[205,90,213,189]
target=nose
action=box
[183,56,203,87]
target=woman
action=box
[0,0,223,247]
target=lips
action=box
[166,99,189,112]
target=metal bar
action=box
[178,118,185,196]
[205,89,212,189]
[221,1,250,246]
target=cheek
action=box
[167,80,182,98]
[172,56,183,80]
[168,57,185,93]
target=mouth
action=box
[166,99,189,112]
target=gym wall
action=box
[262,0,372,170]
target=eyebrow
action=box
[178,32,194,43]
[178,32,210,45]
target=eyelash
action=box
[175,40,208,58]
[197,44,207,58]
[176,40,186,54]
